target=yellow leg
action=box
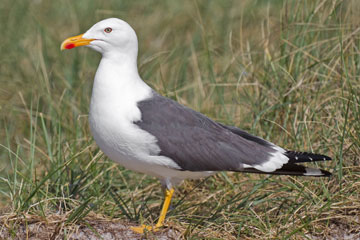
[155,188,174,228]
[131,188,174,234]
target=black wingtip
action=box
[286,151,332,163]
[238,164,332,177]
[319,169,332,177]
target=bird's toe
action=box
[130,224,161,234]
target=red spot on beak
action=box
[65,43,75,49]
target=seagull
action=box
[61,18,331,234]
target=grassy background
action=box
[1,0,359,239]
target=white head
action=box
[61,18,138,62]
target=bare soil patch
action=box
[0,214,181,240]
[1,213,360,239]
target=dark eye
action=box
[104,27,112,33]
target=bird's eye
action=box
[104,27,112,33]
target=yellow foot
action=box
[130,224,162,234]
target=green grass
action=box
[1,0,359,239]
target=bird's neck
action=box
[102,50,138,69]
[96,54,140,86]
[90,55,152,114]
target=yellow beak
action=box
[60,34,95,50]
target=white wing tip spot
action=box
[304,167,323,176]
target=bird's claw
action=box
[130,224,162,234]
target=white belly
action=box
[89,103,177,173]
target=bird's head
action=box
[61,18,138,59]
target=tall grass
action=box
[1,0,359,238]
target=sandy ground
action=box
[1,216,359,239]
[0,219,181,240]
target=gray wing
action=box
[134,92,278,172]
